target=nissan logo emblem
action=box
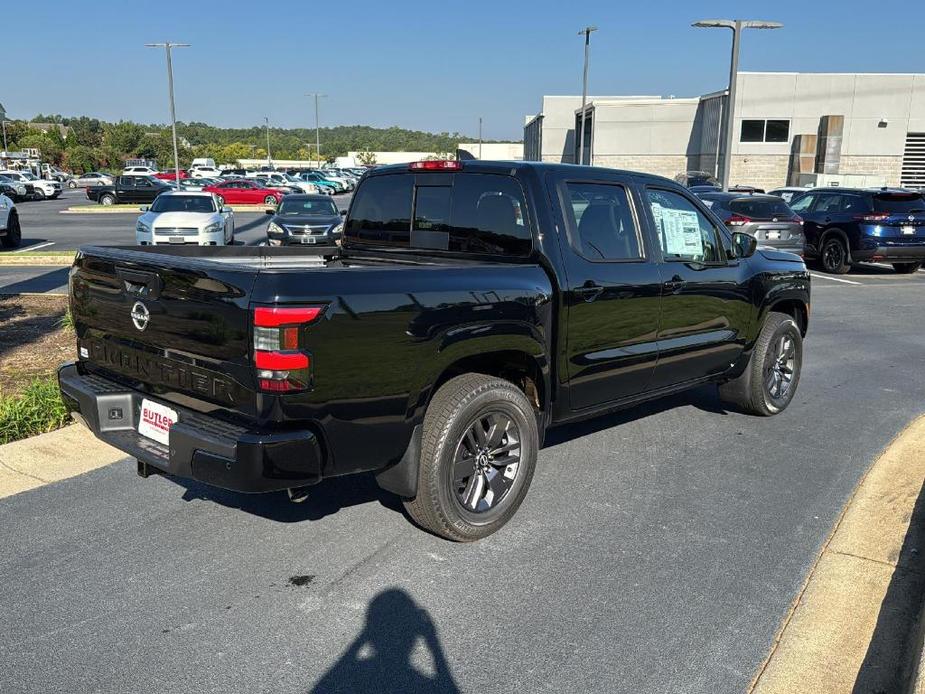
[131,301,150,331]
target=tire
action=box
[404,373,539,542]
[99,194,116,206]
[34,189,46,201]
[892,262,921,274]
[67,180,77,189]
[820,235,850,274]
[1,213,22,249]
[264,195,277,206]
[718,312,802,416]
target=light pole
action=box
[692,19,782,190]
[305,93,327,166]
[577,26,597,166]
[144,42,190,185]
[478,117,482,159]
[265,116,272,166]
[1,120,9,153]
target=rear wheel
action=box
[1,213,22,249]
[404,374,538,542]
[99,194,116,206]
[718,312,802,416]
[67,180,77,189]
[892,262,921,274]
[820,236,850,274]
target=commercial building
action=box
[456,142,524,160]
[525,72,925,191]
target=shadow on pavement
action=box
[0,267,69,294]
[0,237,52,254]
[545,383,729,449]
[169,470,406,523]
[853,479,925,693]
[309,588,460,694]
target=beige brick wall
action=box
[590,155,687,180]
[839,155,902,186]
[729,155,790,191]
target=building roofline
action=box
[739,70,925,77]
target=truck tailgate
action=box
[70,247,260,416]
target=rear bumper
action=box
[852,242,925,262]
[58,363,324,493]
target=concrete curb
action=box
[0,423,125,499]
[750,414,925,694]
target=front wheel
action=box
[67,180,77,189]
[34,189,46,201]
[404,374,538,542]
[892,262,921,274]
[718,312,803,416]
[264,195,277,206]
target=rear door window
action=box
[563,182,642,260]
[788,194,816,213]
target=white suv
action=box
[189,165,223,179]
[0,193,21,248]
[123,165,159,176]
[0,171,62,200]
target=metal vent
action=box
[901,132,925,190]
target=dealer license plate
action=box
[138,399,178,445]
[765,231,781,240]
[169,236,186,244]
[902,225,915,235]
[300,236,317,244]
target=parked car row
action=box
[0,170,62,201]
[680,177,925,274]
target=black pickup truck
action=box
[86,175,173,205]
[59,161,810,541]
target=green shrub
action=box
[0,378,70,445]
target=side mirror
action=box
[265,209,274,215]
[139,206,148,212]
[731,231,758,259]
[340,209,347,216]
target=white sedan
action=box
[135,191,235,246]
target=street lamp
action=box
[1,120,9,153]
[144,42,190,185]
[577,26,598,166]
[305,93,327,166]
[265,116,272,166]
[692,19,782,190]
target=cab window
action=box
[564,182,642,260]
[646,189,723,263]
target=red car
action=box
[153,169,189,180]
[203,179,284,206]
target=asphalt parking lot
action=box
[1,271,924,692]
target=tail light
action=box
[855,213,891,222]
[252,306,324,393]
[409,160,462,171]
[726,214,751,226]
[792,215,803,225]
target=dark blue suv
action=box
[789,188,925,274]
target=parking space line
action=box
[809,273,862,285]
[13,241,55,253]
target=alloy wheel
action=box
[452,411,521,513]
[764,333,796,400]
[822,240,845,273]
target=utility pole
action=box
[144,42,190,184]
[577,26,597,166]
[305,93,327,167]
[692,19,782,189]
[265,116,272,166]
[1,120,8,153]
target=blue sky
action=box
[5,0,923,139]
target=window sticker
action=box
[661,208,703,257]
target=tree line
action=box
[3,115,516,172]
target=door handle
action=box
[664,274,685,293]
[576,281,604,302]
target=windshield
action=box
[20,173,37,180]
[873,193,925,214]
[277,198,338,216]
[150,195,216,213]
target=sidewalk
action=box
[750,415,925,693]
[0,423,125,499]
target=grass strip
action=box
[0,378,69,445]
